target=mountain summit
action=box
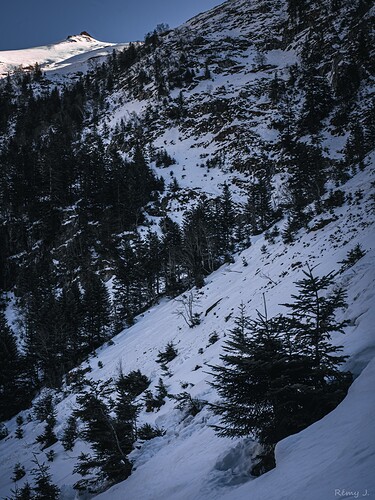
[0,33,121,77]
[68,31,94,39]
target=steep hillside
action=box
[100,0,374,188]
[0,153,374,499]
[0,0,374,498]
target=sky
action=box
[0,0,224,51]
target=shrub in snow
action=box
[138,423,165,441]
[208,331,220,345]
[143,378,169,412]
[0,423,8,440]
[11,462,26,482]
[156,342,178,364]
[116,369,150,399]
[339,244,366,273]
[175,293,201,328]
[172,391,206,417]
[15,416,24,440]
[35,412,57,450]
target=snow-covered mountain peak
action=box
[0,33,124,78]
[66,31,95,42]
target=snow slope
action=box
[0,155,374,500]
[0,33,127,78]
[96,160,375,500]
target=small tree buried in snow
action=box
[116,368,150,399]
[172,392,207,418]
[137,423,165,441]
[143,378,169,412]
[339,244,366,273]
[156,342,178,364]
[11,463,26,482]
[174,292,201,328]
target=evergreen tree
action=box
[211,306,296,446]
[0,309,23,420]
[182,200,219,287]
[299,36,334,135]
[127,146,161,226]
[104,150,130,233]
[81,272,112,351]
[143,230,162,301]
[212,270,352,474]
[344,120,366,167]
[113,371,140,453]
[113,242,138,330]
[11,463,26,482]
[282,266,350,388]
[10,482,32,500]
[10,458,59,499]
[36,411,58,450]
[59,281,84,366]
[18,260,66,389]
[61,415,78,451]
[116,369,150,399]
[244,176,274,235]
[30,459,60,499]
[76,132,109,220]
[74,378,135,485]
[286,142,328,211]
[160,217,183,295]
[217,183,235,254]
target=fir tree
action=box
[160,216,183,295]
[116,369,150,399]
[59,282,84,366]
[113,241,138,330]
[212,269,352,474]
[10,482,32,500]
[0,309,22,420]
[156,342,178,365]
[74,378,136,485]
[282,266,351,391]
[35,409,57,450]
[244,176,275,235]
[11,463,26,482]
[30,459,60,499]
[286,142,328,210]
[61,415,78,451]
[217,183,235,254]
[81,272,112,351]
